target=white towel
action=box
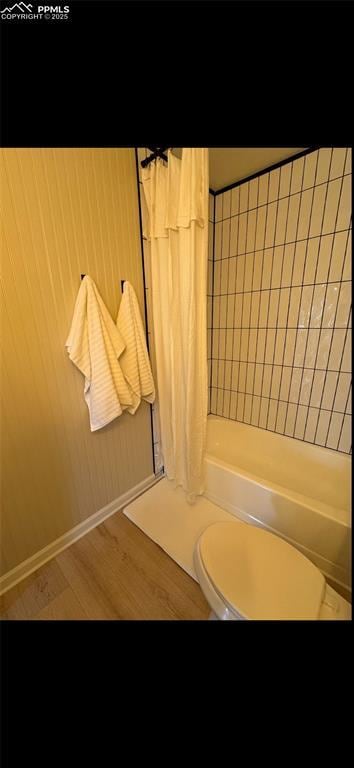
[66,275,133,431]
[116,281,155,414]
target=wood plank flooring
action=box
[0,511,210,620]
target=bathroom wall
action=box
[209,147,352,453]
[0,148,154,575]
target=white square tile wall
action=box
[208,192,215,413]
[209,148,352,454]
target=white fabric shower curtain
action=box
[142,148,209,498]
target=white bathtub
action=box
[204,416,352,600]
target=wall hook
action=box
[81,274,126,292]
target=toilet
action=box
[194,521,352,621]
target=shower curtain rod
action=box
[140,147,171,168]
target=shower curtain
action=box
[142,148,209,498]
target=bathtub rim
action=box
[206,415,351,525]
[204,451,351,529]
[206,413,353,461]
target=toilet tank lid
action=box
[198,521,326,621]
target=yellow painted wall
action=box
[0,148,154,575]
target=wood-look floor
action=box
[0,511,210,620]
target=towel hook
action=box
[81,274,125,292]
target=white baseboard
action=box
[0,474,158,596]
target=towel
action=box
[116,281,155,414]
[66,275,133,431]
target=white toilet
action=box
[194,521,352,621]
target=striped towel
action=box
[66,275,133,431]
[117,281,155,414]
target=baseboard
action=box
[0,473,158,596]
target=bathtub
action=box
[204,416,352,601]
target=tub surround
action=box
[208,192,215,412]
[209,148,352,455]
